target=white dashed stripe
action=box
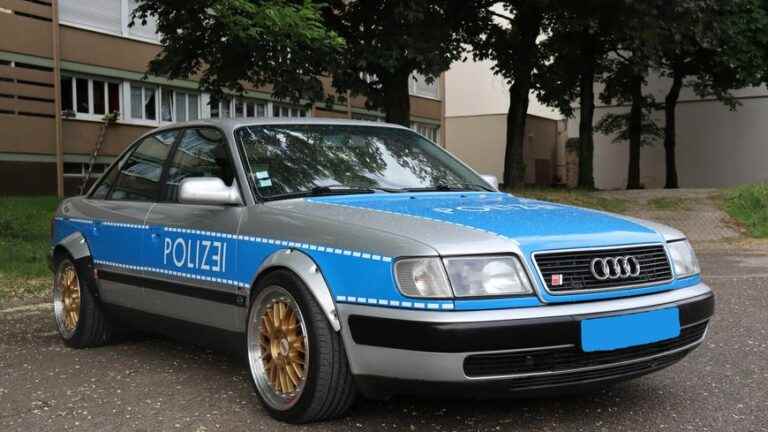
[94,259,250,288]
[309,200,519,244]
[335,295,453,311]
[102,221,149,229]
[161,226,392,262]
[67,218,94,225]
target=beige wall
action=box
[445,114,565,185]
[445,58,561,120]
[570,91,768,189]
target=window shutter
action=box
[60,0,122,34]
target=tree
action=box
[596,0,661,189]
[131,0,344,105]
[471,1,550,188]
[537,1,625,189]
[652,0,768,188]
[321,1,484,126]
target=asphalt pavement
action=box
[1,249,767,431]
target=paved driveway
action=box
[1,250,766,431]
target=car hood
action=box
[270,192,668,256]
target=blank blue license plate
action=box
[580,308,680,352]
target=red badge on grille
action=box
[551,274,563,286]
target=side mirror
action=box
[179,177,241,205]
[480,174,499,191]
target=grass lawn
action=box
[0,196,59,301]
[722,183,768,238]
[508,187,629,214]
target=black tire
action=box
[246,270,356,423]
[52,254,112,348]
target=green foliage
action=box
[595,110,663,147]
[323,1,484,124]
[132,0,345,105]
[0,196,58,279]
[724,183,768,237]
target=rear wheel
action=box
[53,255,111,348]
[246,270,355,423]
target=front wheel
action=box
[246,270,356,423]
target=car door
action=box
[86,129,180,310]
[142,127,245,331]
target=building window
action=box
[410,73,440,100]
[209,96,269,119]
[63,162,110,178]
[273,104,308,118]
[241,98,268,118]
[129,84,157,121]
[174,92,200,122]
[351,113,383,122]
[59,0,160,43]
[412,122,440,144]
[61,75,121,119]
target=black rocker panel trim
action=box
[98,270,245,307]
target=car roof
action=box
[152,117,412,135]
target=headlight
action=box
[667,240,700,278]
[443,256,533,297]
[394,258,453,298]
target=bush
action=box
[723,184,768,238]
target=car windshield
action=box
[235,124,492,199]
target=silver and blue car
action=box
[49,119,714,423]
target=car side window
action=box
[108,130,178,202]
[163,128,235,202]
[90,162,121,199]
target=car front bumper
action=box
[337,283,714,398]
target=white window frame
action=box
[409,73,440,100]
[125,82,159,125]
[61,74,123,122]
[272,103,309,119]
[62,161,109,178]
[412,122,440,144]
[59,0,161,45]
[173,91,201,122]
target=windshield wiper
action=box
[262,185,384,201]
[400,182,493,193]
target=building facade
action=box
[0,0,443,195]
[443,58,569,187]
[569,77,768,190]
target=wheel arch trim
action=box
[54,231,93,261]
[252,248,340,332]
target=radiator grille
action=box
[534,245,673,293]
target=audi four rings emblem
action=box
[590,256,641,280]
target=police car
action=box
[50,119,714,423]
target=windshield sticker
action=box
[255,170,270,179]
[259,179,273,187]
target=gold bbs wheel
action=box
[248,285,309,411]
[53,260,81,337]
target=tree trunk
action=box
[505,81,531,187]
[502,4,543,188]
[382,69,412,127]
[577,55,596,189]
[627,74,643,190]
[664,70,683,189]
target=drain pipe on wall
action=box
[51,0,63,199]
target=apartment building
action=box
[444,58,569,187]
[0,0,444,195]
